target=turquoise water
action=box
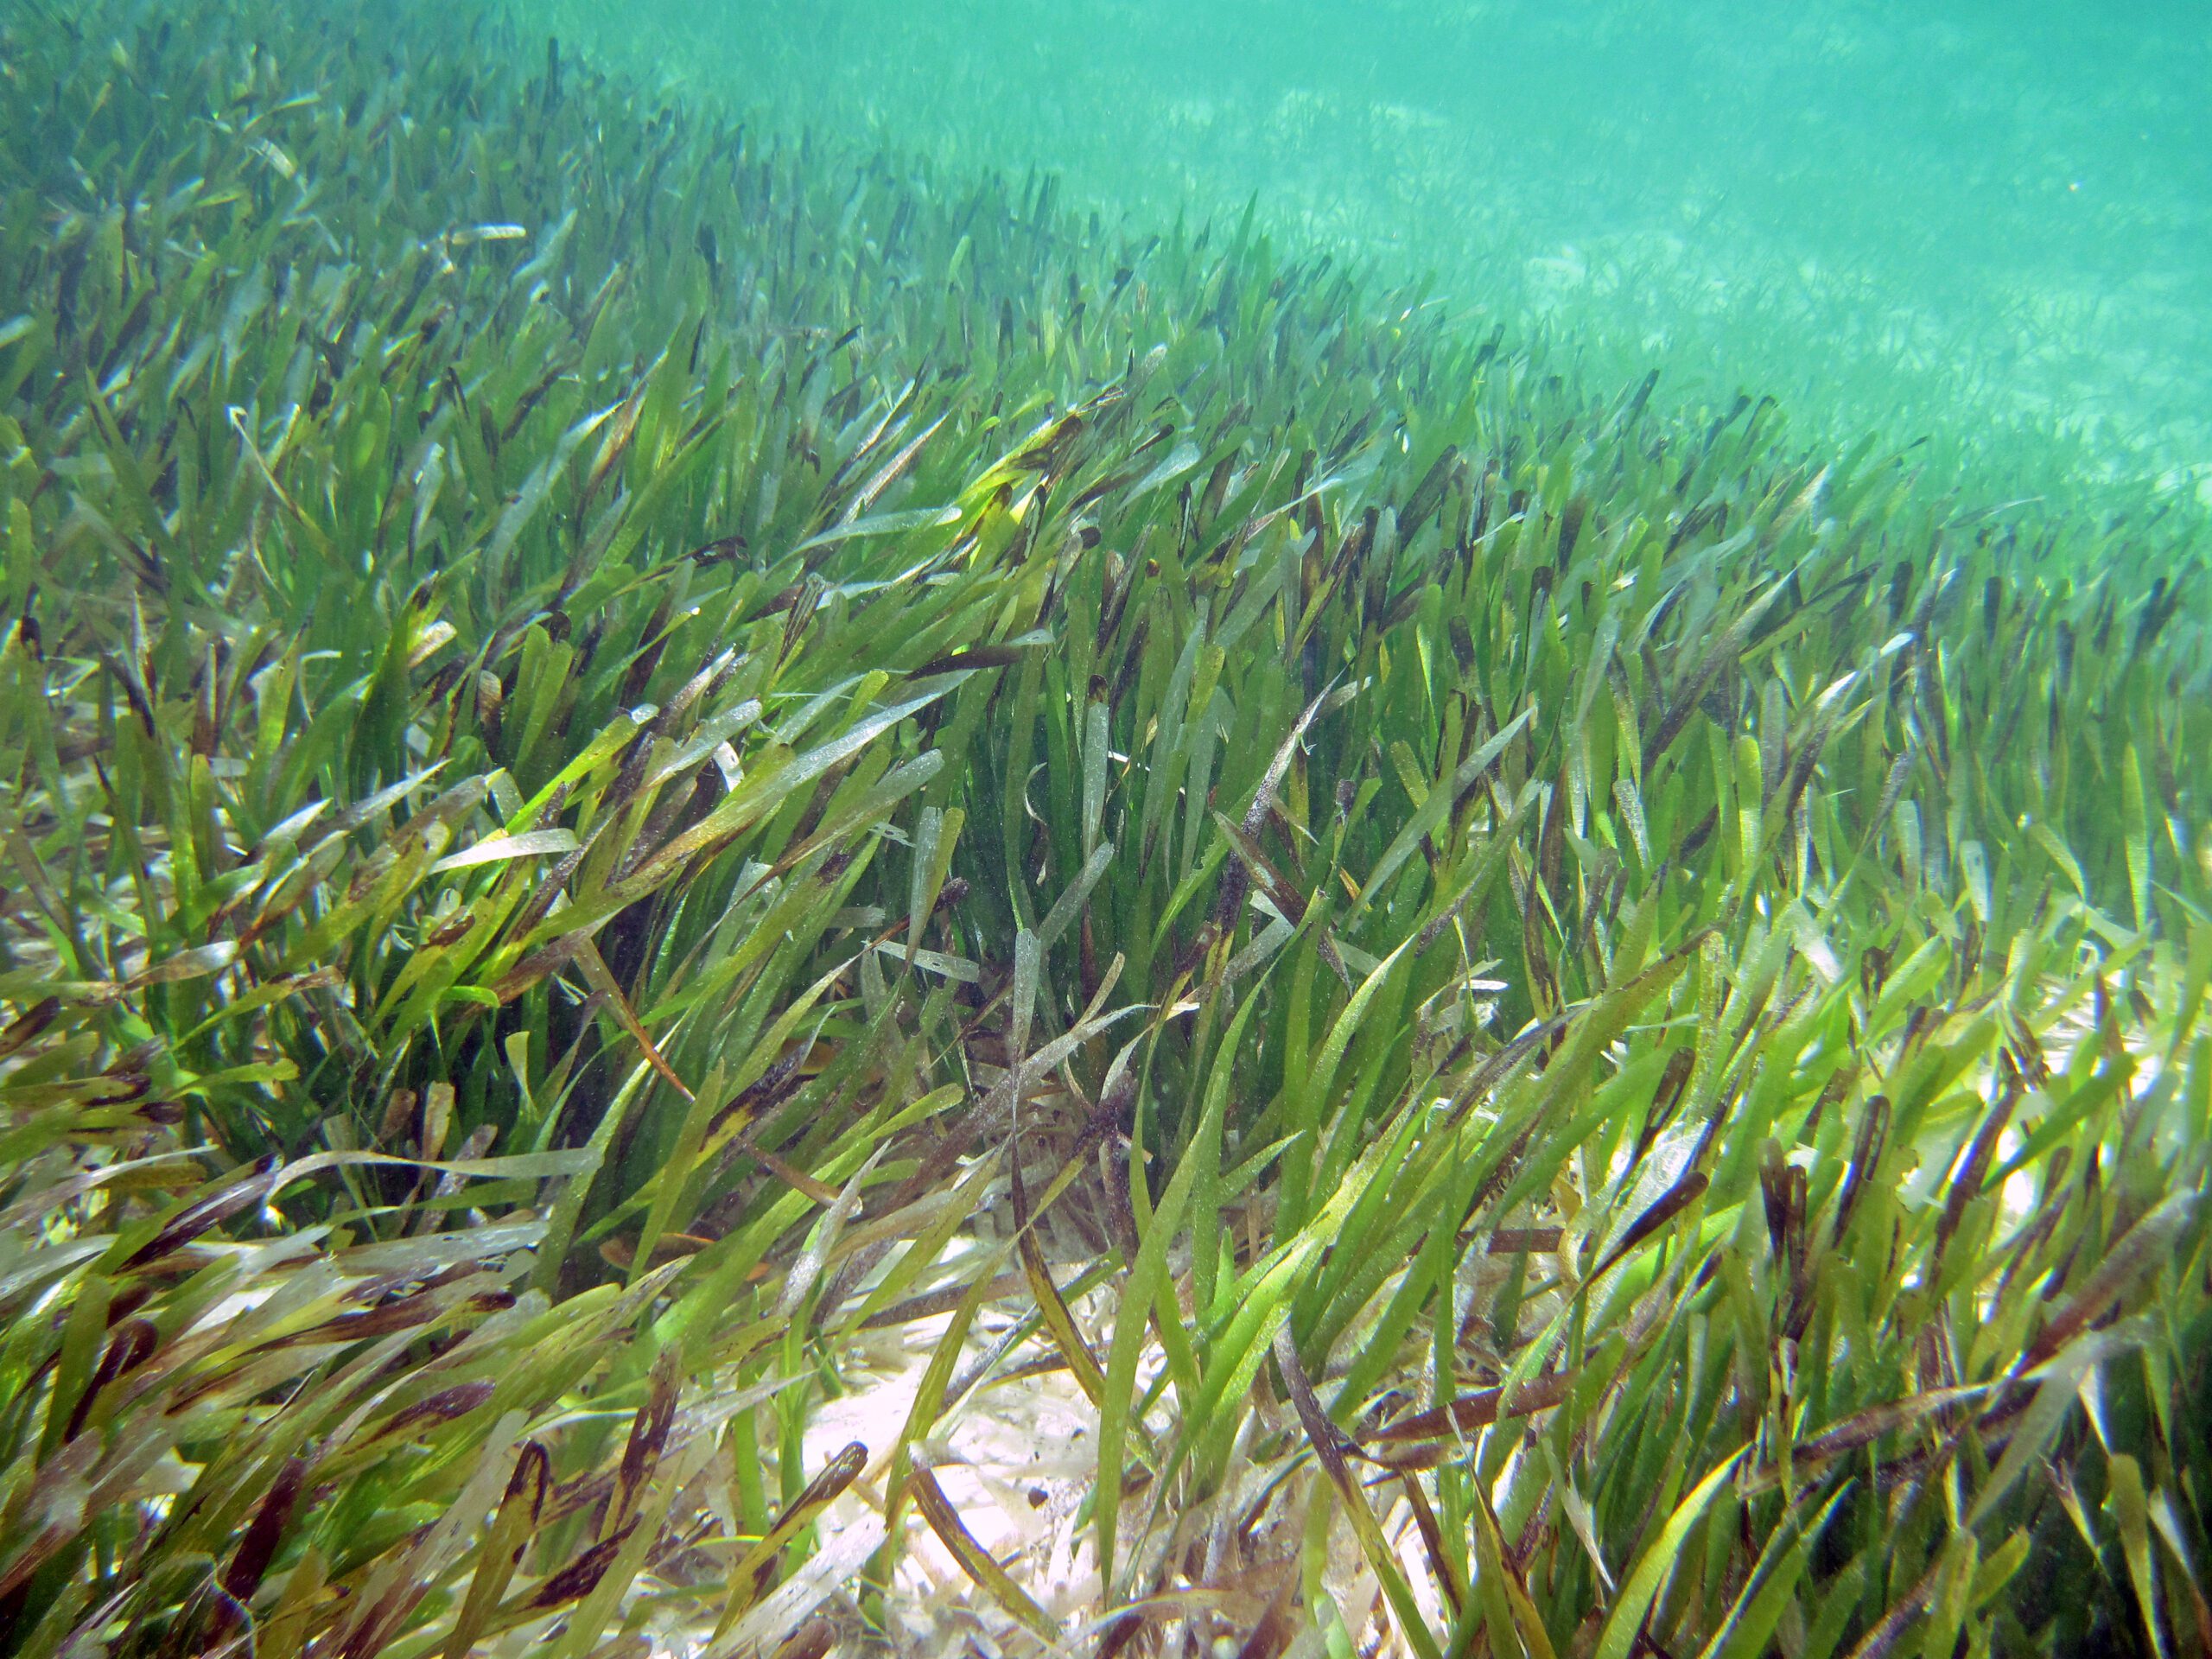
[538,0,2212,499]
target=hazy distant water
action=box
[537,0,2212,499]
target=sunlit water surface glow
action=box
[533,0,2212,505]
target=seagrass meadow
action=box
[2,1,2210,1656]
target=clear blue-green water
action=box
[538,0,2212,498]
